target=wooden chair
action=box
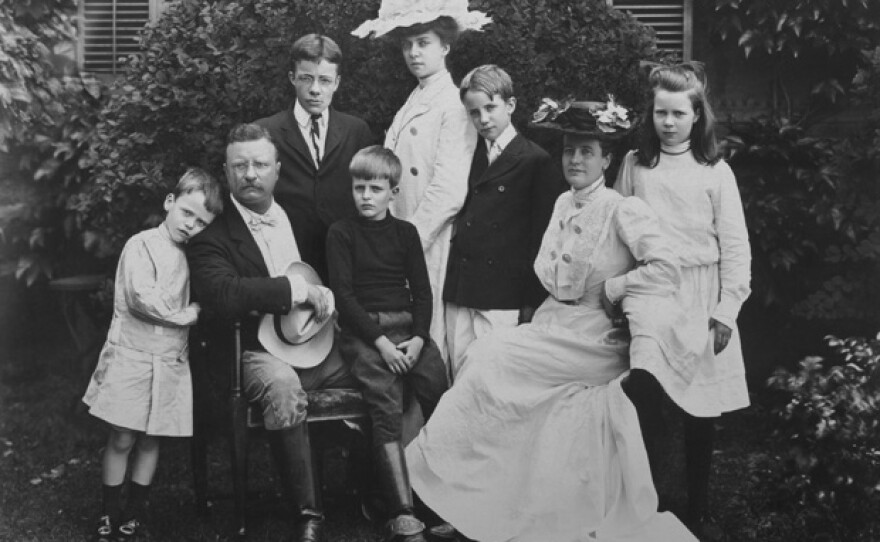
[190,321,369,538]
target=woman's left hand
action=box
[600,283,627,327]
[709,318,732,354]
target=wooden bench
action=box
[190,322,368,538]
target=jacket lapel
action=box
[225,201,270,276]
[281,105,315,169]
[322,108,343,167]
[474,133,525,188]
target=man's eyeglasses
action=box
[229,160,273,175]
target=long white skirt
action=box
[406,299,696,542]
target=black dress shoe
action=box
[291,515,324,542]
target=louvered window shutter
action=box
[608,0,693,60]
[79,0,155,74]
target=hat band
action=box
[274,314,320,346]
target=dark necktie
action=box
[310,114,322,168]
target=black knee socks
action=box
[124,481,151,521]
[101,483,124,520]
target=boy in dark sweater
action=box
[326,145,447,542]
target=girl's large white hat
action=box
[352,0,492,38]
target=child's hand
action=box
[375,335,409,375]
[190,302,201,314]
[396,336,424,369]
[709,318,732,355]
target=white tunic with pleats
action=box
[406,182,696,542]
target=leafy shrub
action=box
[766,334,880,534]
[77,0,657,251]
[0,0,107,284]
[724,118,880,325]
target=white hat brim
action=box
[258,311,335,369]
[352,10,492,38]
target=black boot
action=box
[375,442,426,542]
[274,424,324,542]
[622,370,666,492]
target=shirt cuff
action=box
[712,295,741,330]
[605,276,627,304]
[287,274,308,306]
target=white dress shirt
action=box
[293,100,329,168]
[486,122,517,165]
[230,196,309,306]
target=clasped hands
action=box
[375,335,424,375]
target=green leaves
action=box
[767,334,880,533]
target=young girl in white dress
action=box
[614,62,752,534]
[353,0,486,364]
[82,169,222,541]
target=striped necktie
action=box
[310,114,322,168]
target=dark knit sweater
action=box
[326,214,432,343]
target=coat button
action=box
[575,202,583,209]
[574,225,582,234]
[559,220,564,229]
[498,185,506,192]
[473,188,479,195]
[466,221,472,227]
[550,251,557,259]
[491,222,499,229]
[562,253,572,263]
[487,258,494,265]
[410,126,418,136]
[410,167,418,176]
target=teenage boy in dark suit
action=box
[256,33,374,282]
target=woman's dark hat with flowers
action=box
[529,95,637,140]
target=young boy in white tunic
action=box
[82,168,223,541]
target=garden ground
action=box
[0,308,875,542]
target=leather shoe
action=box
[291,515,323,542]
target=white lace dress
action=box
[405,181,696,542]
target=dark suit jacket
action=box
[186,198,292,353]
[255,105,374,282]
[443,134,566,310]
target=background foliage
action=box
[76,0,656,254]
[712,0,880,330]
[766,334,880,538]
[0,0,105,284]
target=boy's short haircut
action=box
[349,145,402,189]
[390,16,459,47]
[290,33,342,73]
[460,64,514,102]
[173,167,224,215]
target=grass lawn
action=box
[1,315,877,541]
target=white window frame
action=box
[607,0,693,60]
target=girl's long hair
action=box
[636,62,720,168]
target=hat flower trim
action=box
[593,95,631,133]
[532,97,572,123]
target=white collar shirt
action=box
[294,100,329,168]
[230,196,308,304]
[487,123,517,165]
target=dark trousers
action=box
[338,311,448,446]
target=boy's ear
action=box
[163,193,175,212]
[507,96,517,114]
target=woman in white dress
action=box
[405,99,697,542]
